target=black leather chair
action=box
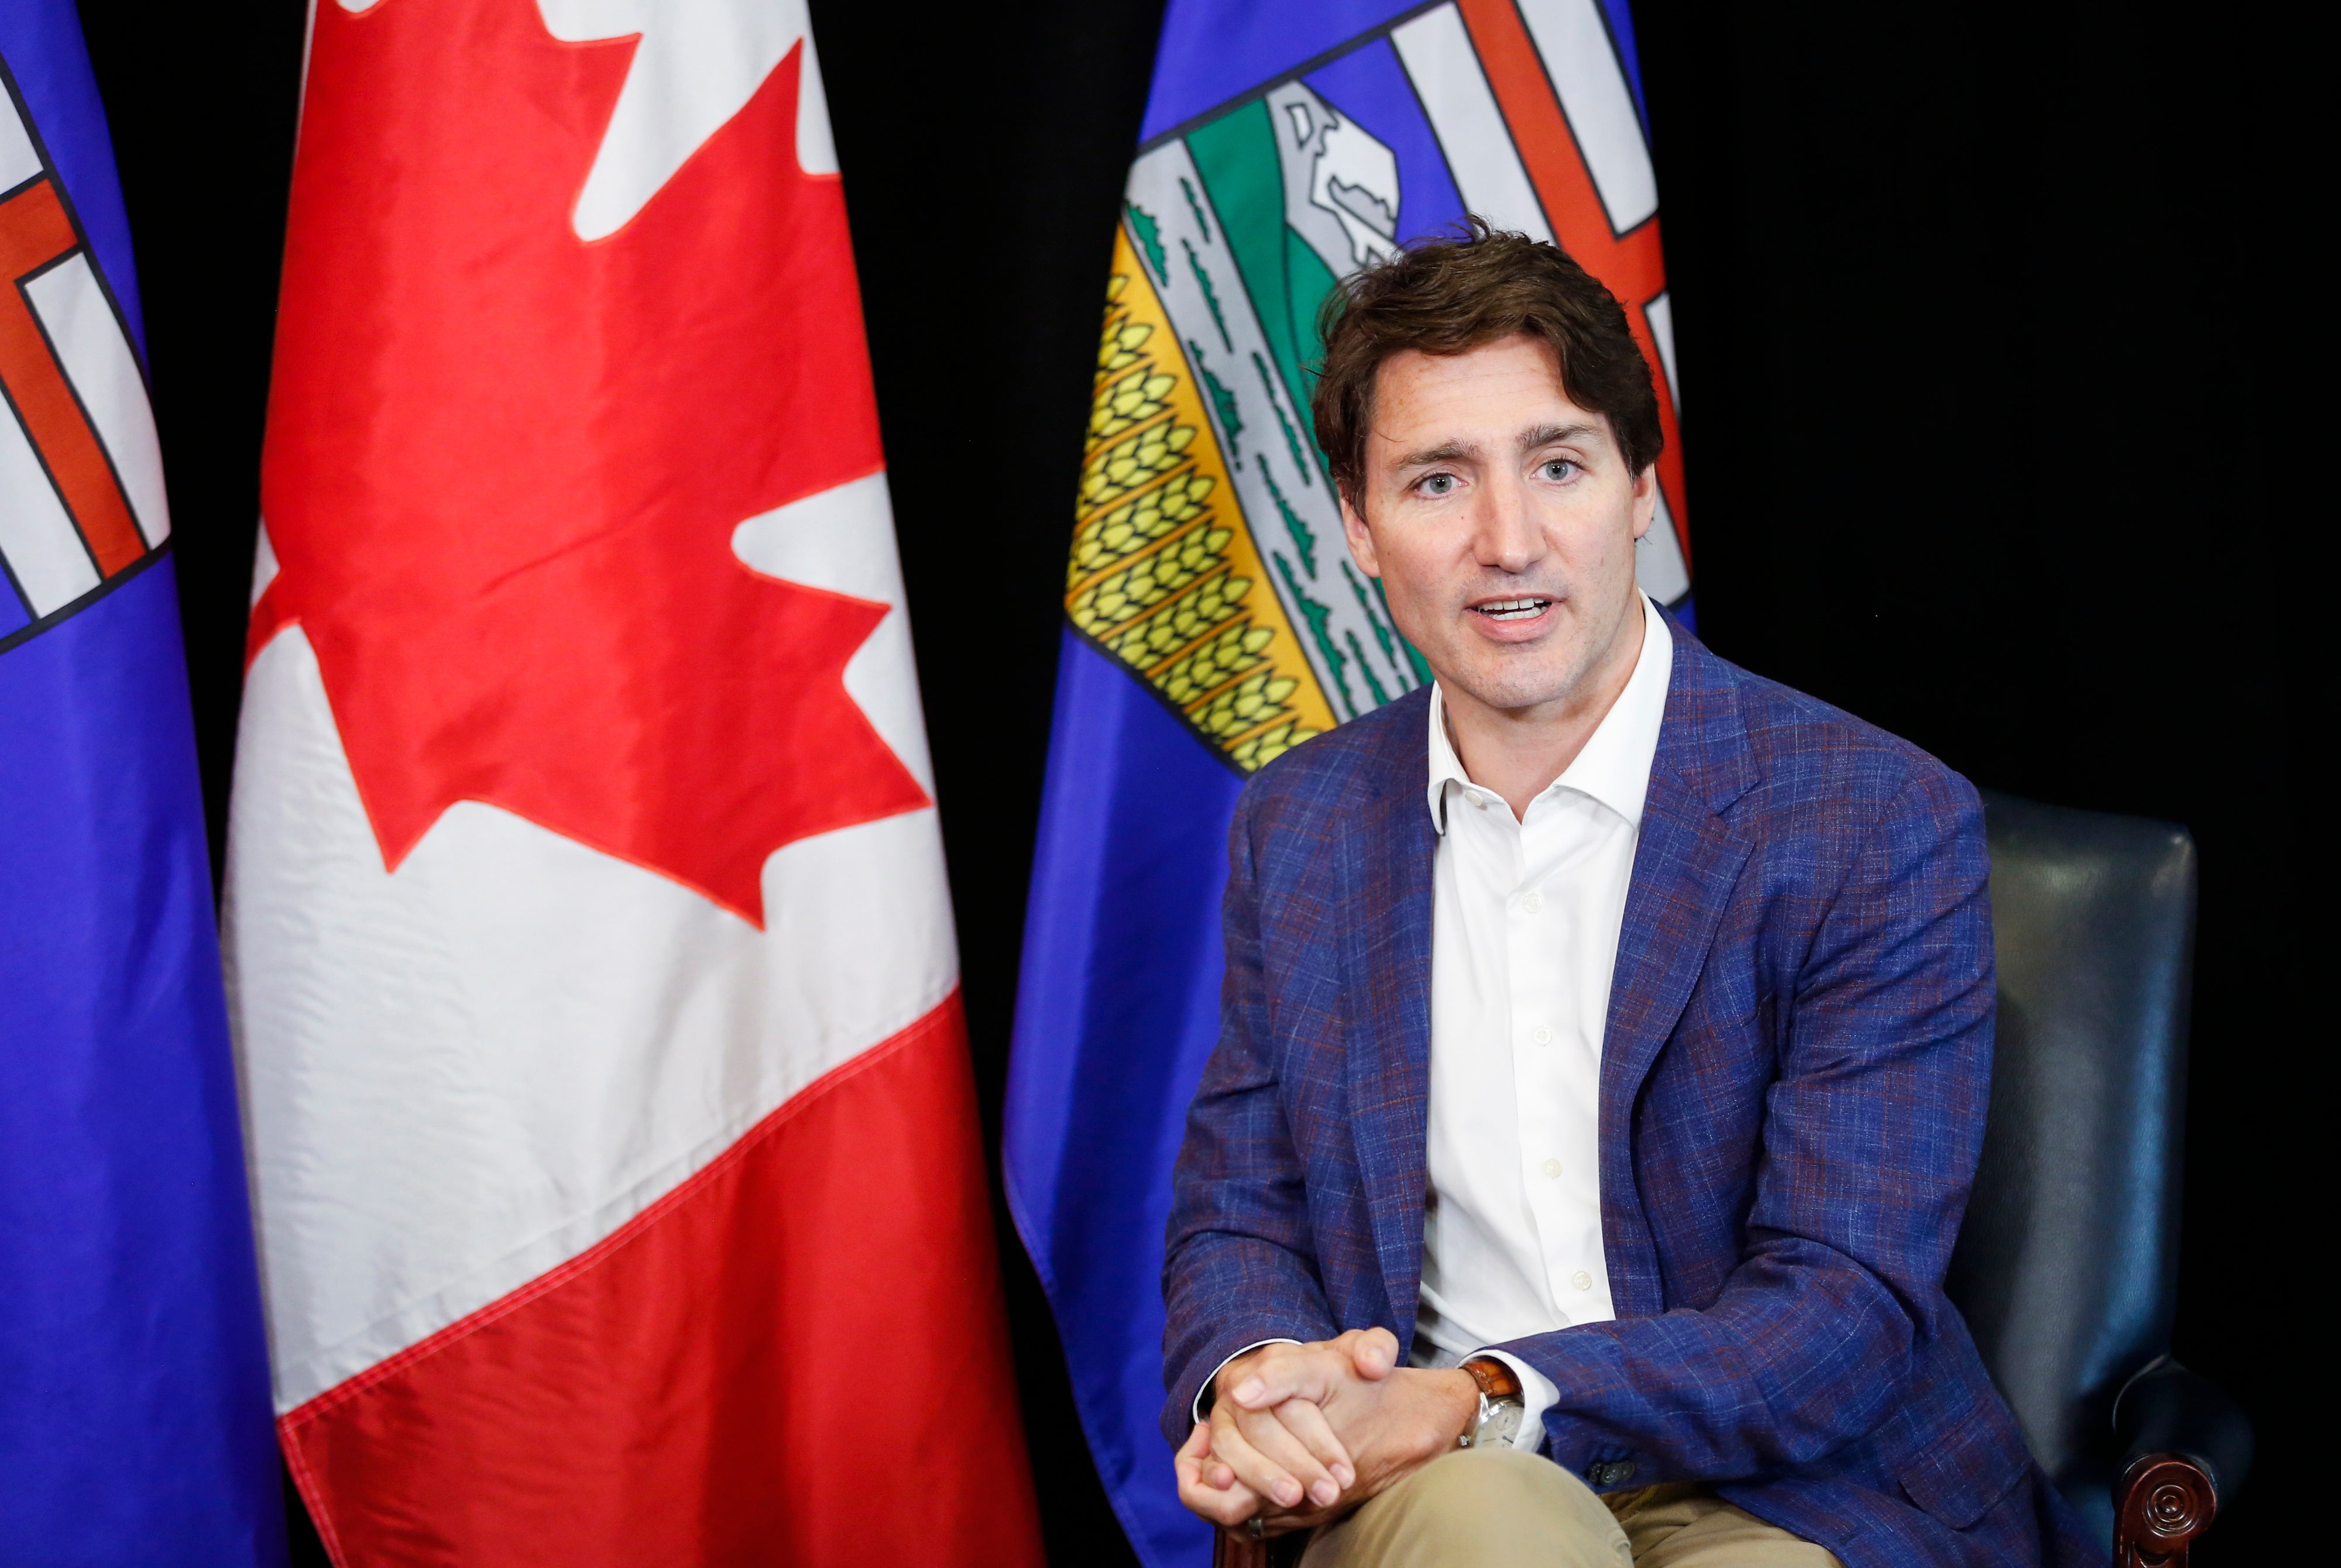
[1948,792,2250,1564]
[1217,792,2253,1568]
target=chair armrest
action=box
[2111,1357,2253,1566]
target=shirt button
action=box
[1519,891,1543,913]
[1541,1158,1562,1179]
[1571,1270,1593,1291]
[1532,1026,1552,1045]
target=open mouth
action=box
[1471,596,1553,623]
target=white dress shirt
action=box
[1412,594,1672,1446]
[1192,596,1673,1452]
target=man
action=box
[1161,226,2099,1567]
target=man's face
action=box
[1339,334,1654,718]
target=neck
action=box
[1441,594,1646,819]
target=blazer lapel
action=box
[1597,630,1758,1318]
[1339,724,1439,1340]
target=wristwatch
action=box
[1458,1355,1525,1450]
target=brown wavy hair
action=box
[1311,219,1662,509]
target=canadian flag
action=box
[223,1,1044,1560]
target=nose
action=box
[1470,470,1546,576]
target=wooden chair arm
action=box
[1213,1528,1267,1568]
[2115,1452,2218,1567]
[1213,1525,1307,1567]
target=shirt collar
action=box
[1425,592,1675,834]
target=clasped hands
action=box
[1175,1328,1481,1536]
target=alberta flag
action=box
[0,6,284,1563]
[1003,2,1687,1563]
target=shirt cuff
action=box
[1192,1339,1303,1424]
[1472,1349,1559,1452]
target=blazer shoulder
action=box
[1236,685,1430,821]
[1683,635,1978,826]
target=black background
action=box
[70,1,2307,1561]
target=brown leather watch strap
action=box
[1462,1355,1523,1399]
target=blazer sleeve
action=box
[1159,785,1340,1446]
[1495,765,1997,1483]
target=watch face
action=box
[1477,1398,1523,1448]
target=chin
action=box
[1447,654,1581,714]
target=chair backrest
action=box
[1945,791,2195,1538]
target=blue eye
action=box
[1542,459,1577,481]
[1420,473,1456,496]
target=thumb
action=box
[1230,1347,1350,1409]
[1350,1327,1401,1379]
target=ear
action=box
[1628,463,1657,542]
[1340,489,1382,578]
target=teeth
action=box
[1477,597,1550,620]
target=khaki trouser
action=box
[1299,1449,1844,1567]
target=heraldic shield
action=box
[1065,0,1690,779]
[0,51,170,650]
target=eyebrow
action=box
[1389,422,1607,471]
[1519,421,1605,451]
[1391,438,1479,470]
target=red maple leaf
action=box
[253,0,926,926]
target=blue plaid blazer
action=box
[1162,616,2101,1567]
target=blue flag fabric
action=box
[0,9,285,1563]
[1004,2,1686,1562]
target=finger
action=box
[1228,1345,1353,1409]
[1179,1466,1261,1526]
[1180,1421,1237,1494]
[1270,1396,1356,1493]
[1209,1407,1307,1511]
[1190,1421,1256,1493]
[1349,1326,1401,1379]
[1176,1424,1261,1526]
[1235,1402,1343,1509]
[1326,1328,1378,1376]
[1178,1420,1227,1488]
[1225,1345,1300,1408]
[1213,1343,1281,1407]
